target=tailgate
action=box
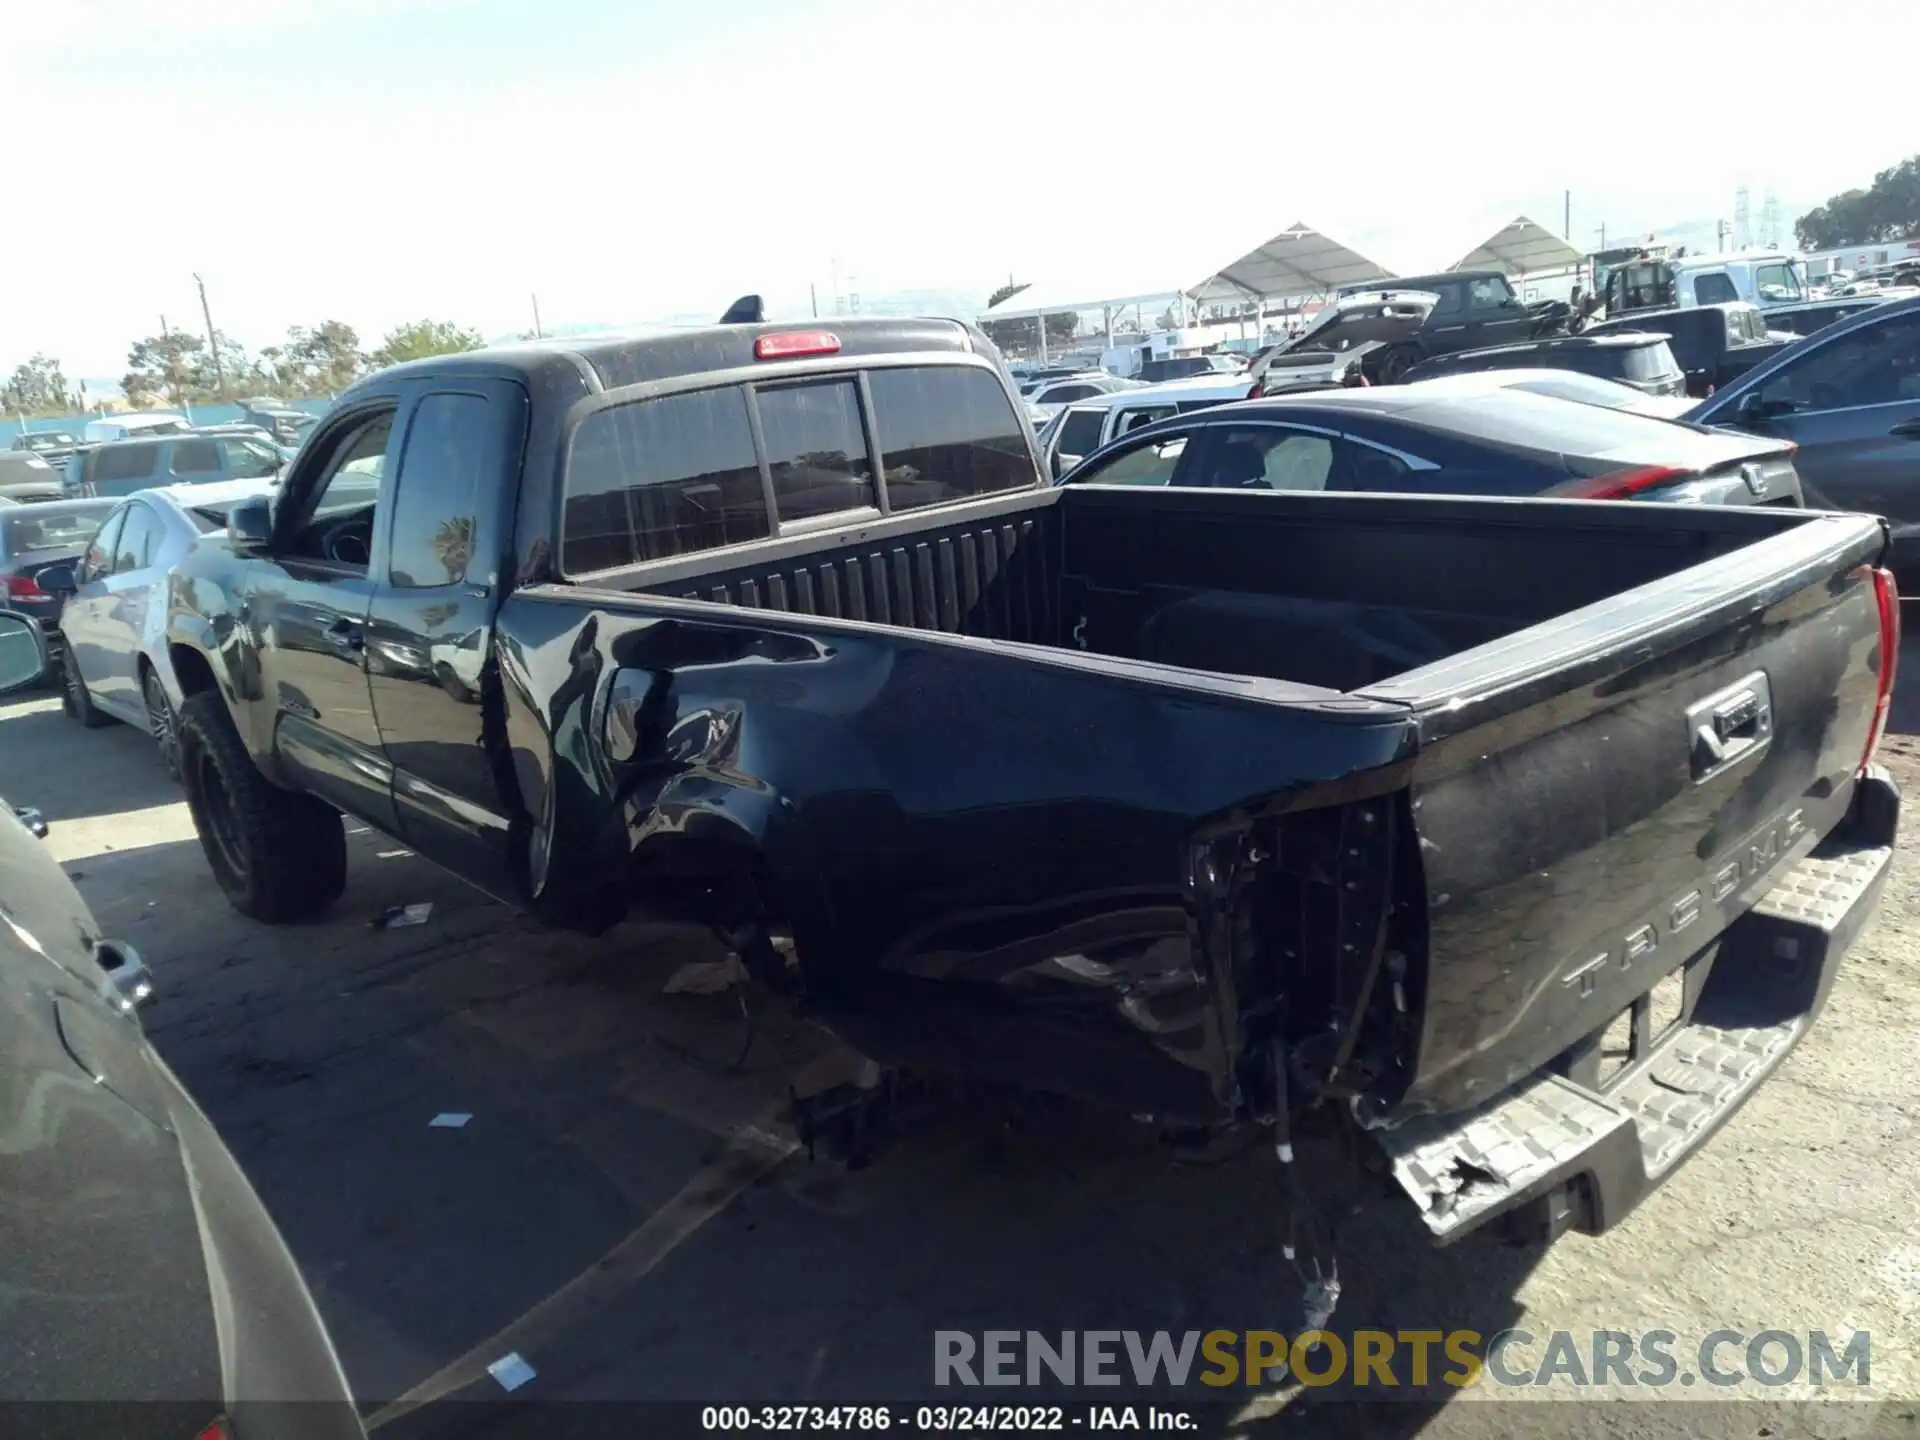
[1355,511,1893,1120]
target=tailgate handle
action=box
[1687,671,1772,783]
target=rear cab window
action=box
[561,361,1031,575]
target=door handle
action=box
[1890,417,1920,439]
[324,620,364,652]
[1686,671,1772,783]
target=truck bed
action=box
[504,484,1895,1238]
[614,482,1801,693]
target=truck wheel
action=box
[61,653,115,729]
[177,691,348,922]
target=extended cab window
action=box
[388,393,489,587]
[756,379,875,523]
[868,366,1032,511]
[564,386,768,573]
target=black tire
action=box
[61,652,115,729]
[143,668,181,782]
[177,690,347,922]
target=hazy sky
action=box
[4,0,1913,376]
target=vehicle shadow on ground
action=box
[0,693,178,820]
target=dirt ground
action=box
[5,620,1920,1439]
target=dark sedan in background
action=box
[0,450,67,504]
[0,498,115,670]
[1688,293,1920,584]
[0,612,363,1437]
[1056,383,1804,507]
[1401,331,1688,397]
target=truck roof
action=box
[349,316,992,398]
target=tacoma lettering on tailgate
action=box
[1559,806,1808,1001]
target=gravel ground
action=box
[4,623,1919,1439]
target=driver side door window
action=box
[278,412,395,571]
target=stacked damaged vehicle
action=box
[156,298,1900,1310]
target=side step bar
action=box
[1377,767,1898,1245]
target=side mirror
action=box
[36,563,76,597]
[1735,391,1772,427]
[227,494,274,555]
[0,611,49,696]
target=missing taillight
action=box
[1859,564,1900,771]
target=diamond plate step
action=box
[1375,810,1894,1245]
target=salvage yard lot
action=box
[7,626,1920,1436]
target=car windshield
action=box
[0,502,114,552]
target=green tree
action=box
[284,321,366,396]
[987,280,1029,308]
[367,319,485,372]
[3,355,73,415]
[1796,156,1920,249]
[979,311,1078,355]
[123,332,206,408]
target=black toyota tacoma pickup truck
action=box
[161,312,1901,1250]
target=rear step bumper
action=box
[1378,765,1899,1245]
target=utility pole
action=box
[810,283,818,319]
[1564,189,1571,240]
[1595,222,1607,252]
[160,315,170,339]
[193,273,226,399]
[531,293,544,339]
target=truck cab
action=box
[1603,251,1813,320]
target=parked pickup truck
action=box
[163,315,1901,1253]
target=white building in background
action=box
[1801,238,1920,278]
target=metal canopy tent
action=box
[1447,216,1583,276]
[979,279,1188,365]
[1188,222,1392,307]
[977,223,1392,362]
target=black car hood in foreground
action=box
[0,803,362,1437]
